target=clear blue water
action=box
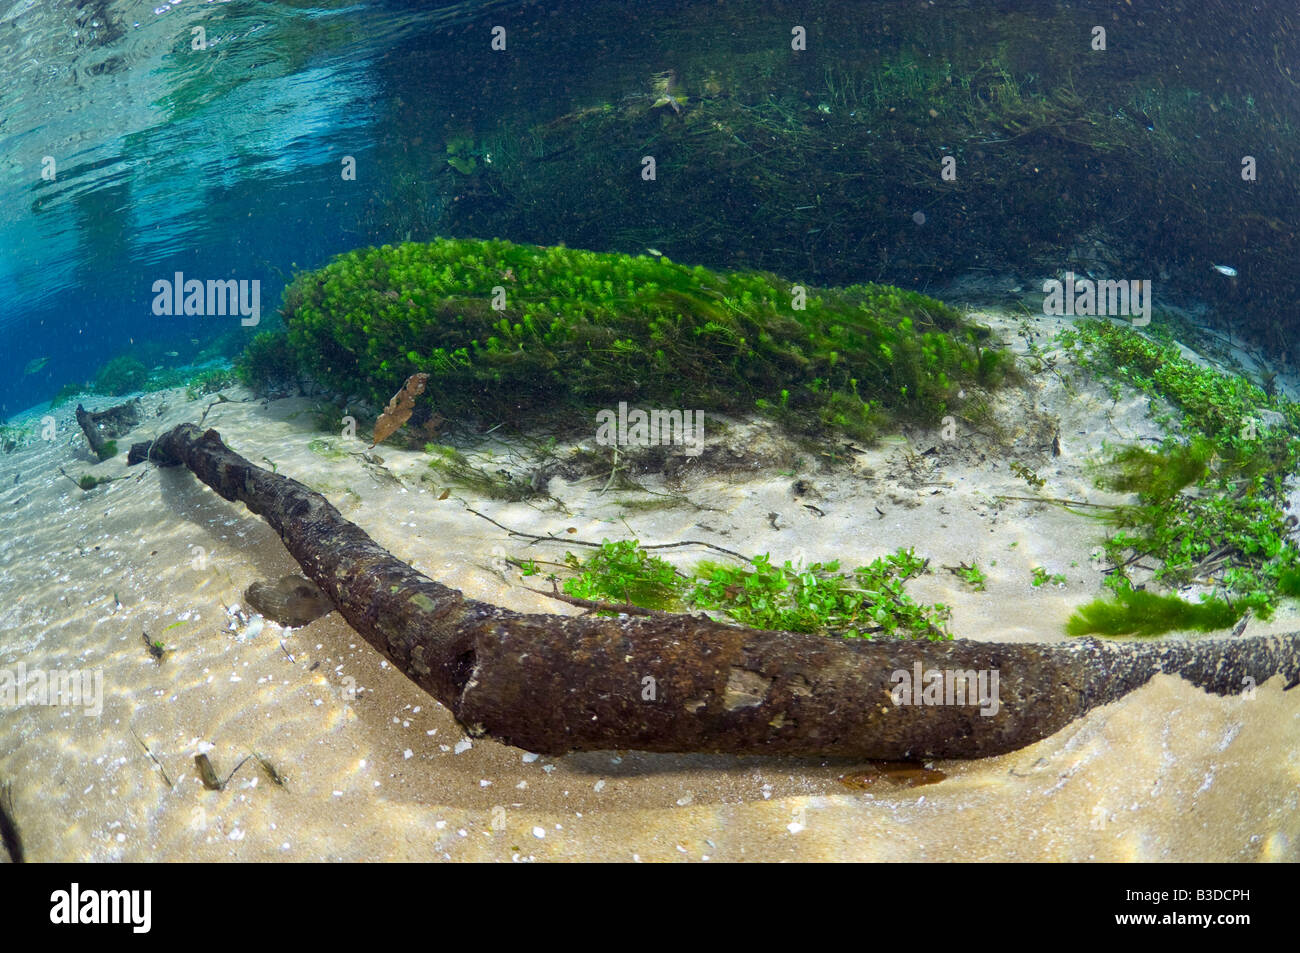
[1,0,1299,866]
[5,0,1298,418]
[1,0,526,412]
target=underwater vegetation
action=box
[235,330,300,394]
[524,539,951,641]
[951,561,987,591]
[431,1,1300,348]
[276,237,1009,442]
[421,443,546,502]
[76,474,113,491]
[183,367,235,400]
[48,358,237,408]
[48,381,84,408]
[1058,319,1300,634]
[1066,589,1240,638]
[94,356,149,396]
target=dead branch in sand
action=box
[125,423,1300,759]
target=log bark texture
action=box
[130,424,1300,759]
[76,400,139,458]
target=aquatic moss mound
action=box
[280,237,1008,440]
[94,355,149,396]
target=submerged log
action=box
[75,400,140,460]
[128,424,1300,759]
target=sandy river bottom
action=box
[0,307,1296,861]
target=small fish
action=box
[164,351,179,358]
[22,357,49,375]
[1212,264,1238,277]
[645,247,664,257]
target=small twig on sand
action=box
[197,393,245,428]
[129,726,174,790]
[1101,550,1155,574]
[522,579,680,618]
[465,507,749,561]
[995,494,1115,509]
[58,467,123,490]
[599,445,620,496]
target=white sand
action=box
[0,308,1297,862]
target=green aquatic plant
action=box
[422,443,545,502]
[1010,460,1045,489]
[444,135,484,175]
[1090,438,1212,501]
[1057,319,1292,443]
[1059,319,1300,627]
[185,367,235,400]
[275,238,1008,442]
[955,561,987,591]
[692,548,949,640]
[307,438,348,461]
[0,421,32,452]
[96,440,119,461]
[1065,589,1239,637]
[93,356,148,396]
[235,331,298,394]
[50,381,86,408]
[561,539,684,611]
[548,540,950,641]
[1031,566,1066,588]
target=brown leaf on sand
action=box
[371,373,430,448]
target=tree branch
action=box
[127,423,1300,758]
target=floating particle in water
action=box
[912,211,927,225]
